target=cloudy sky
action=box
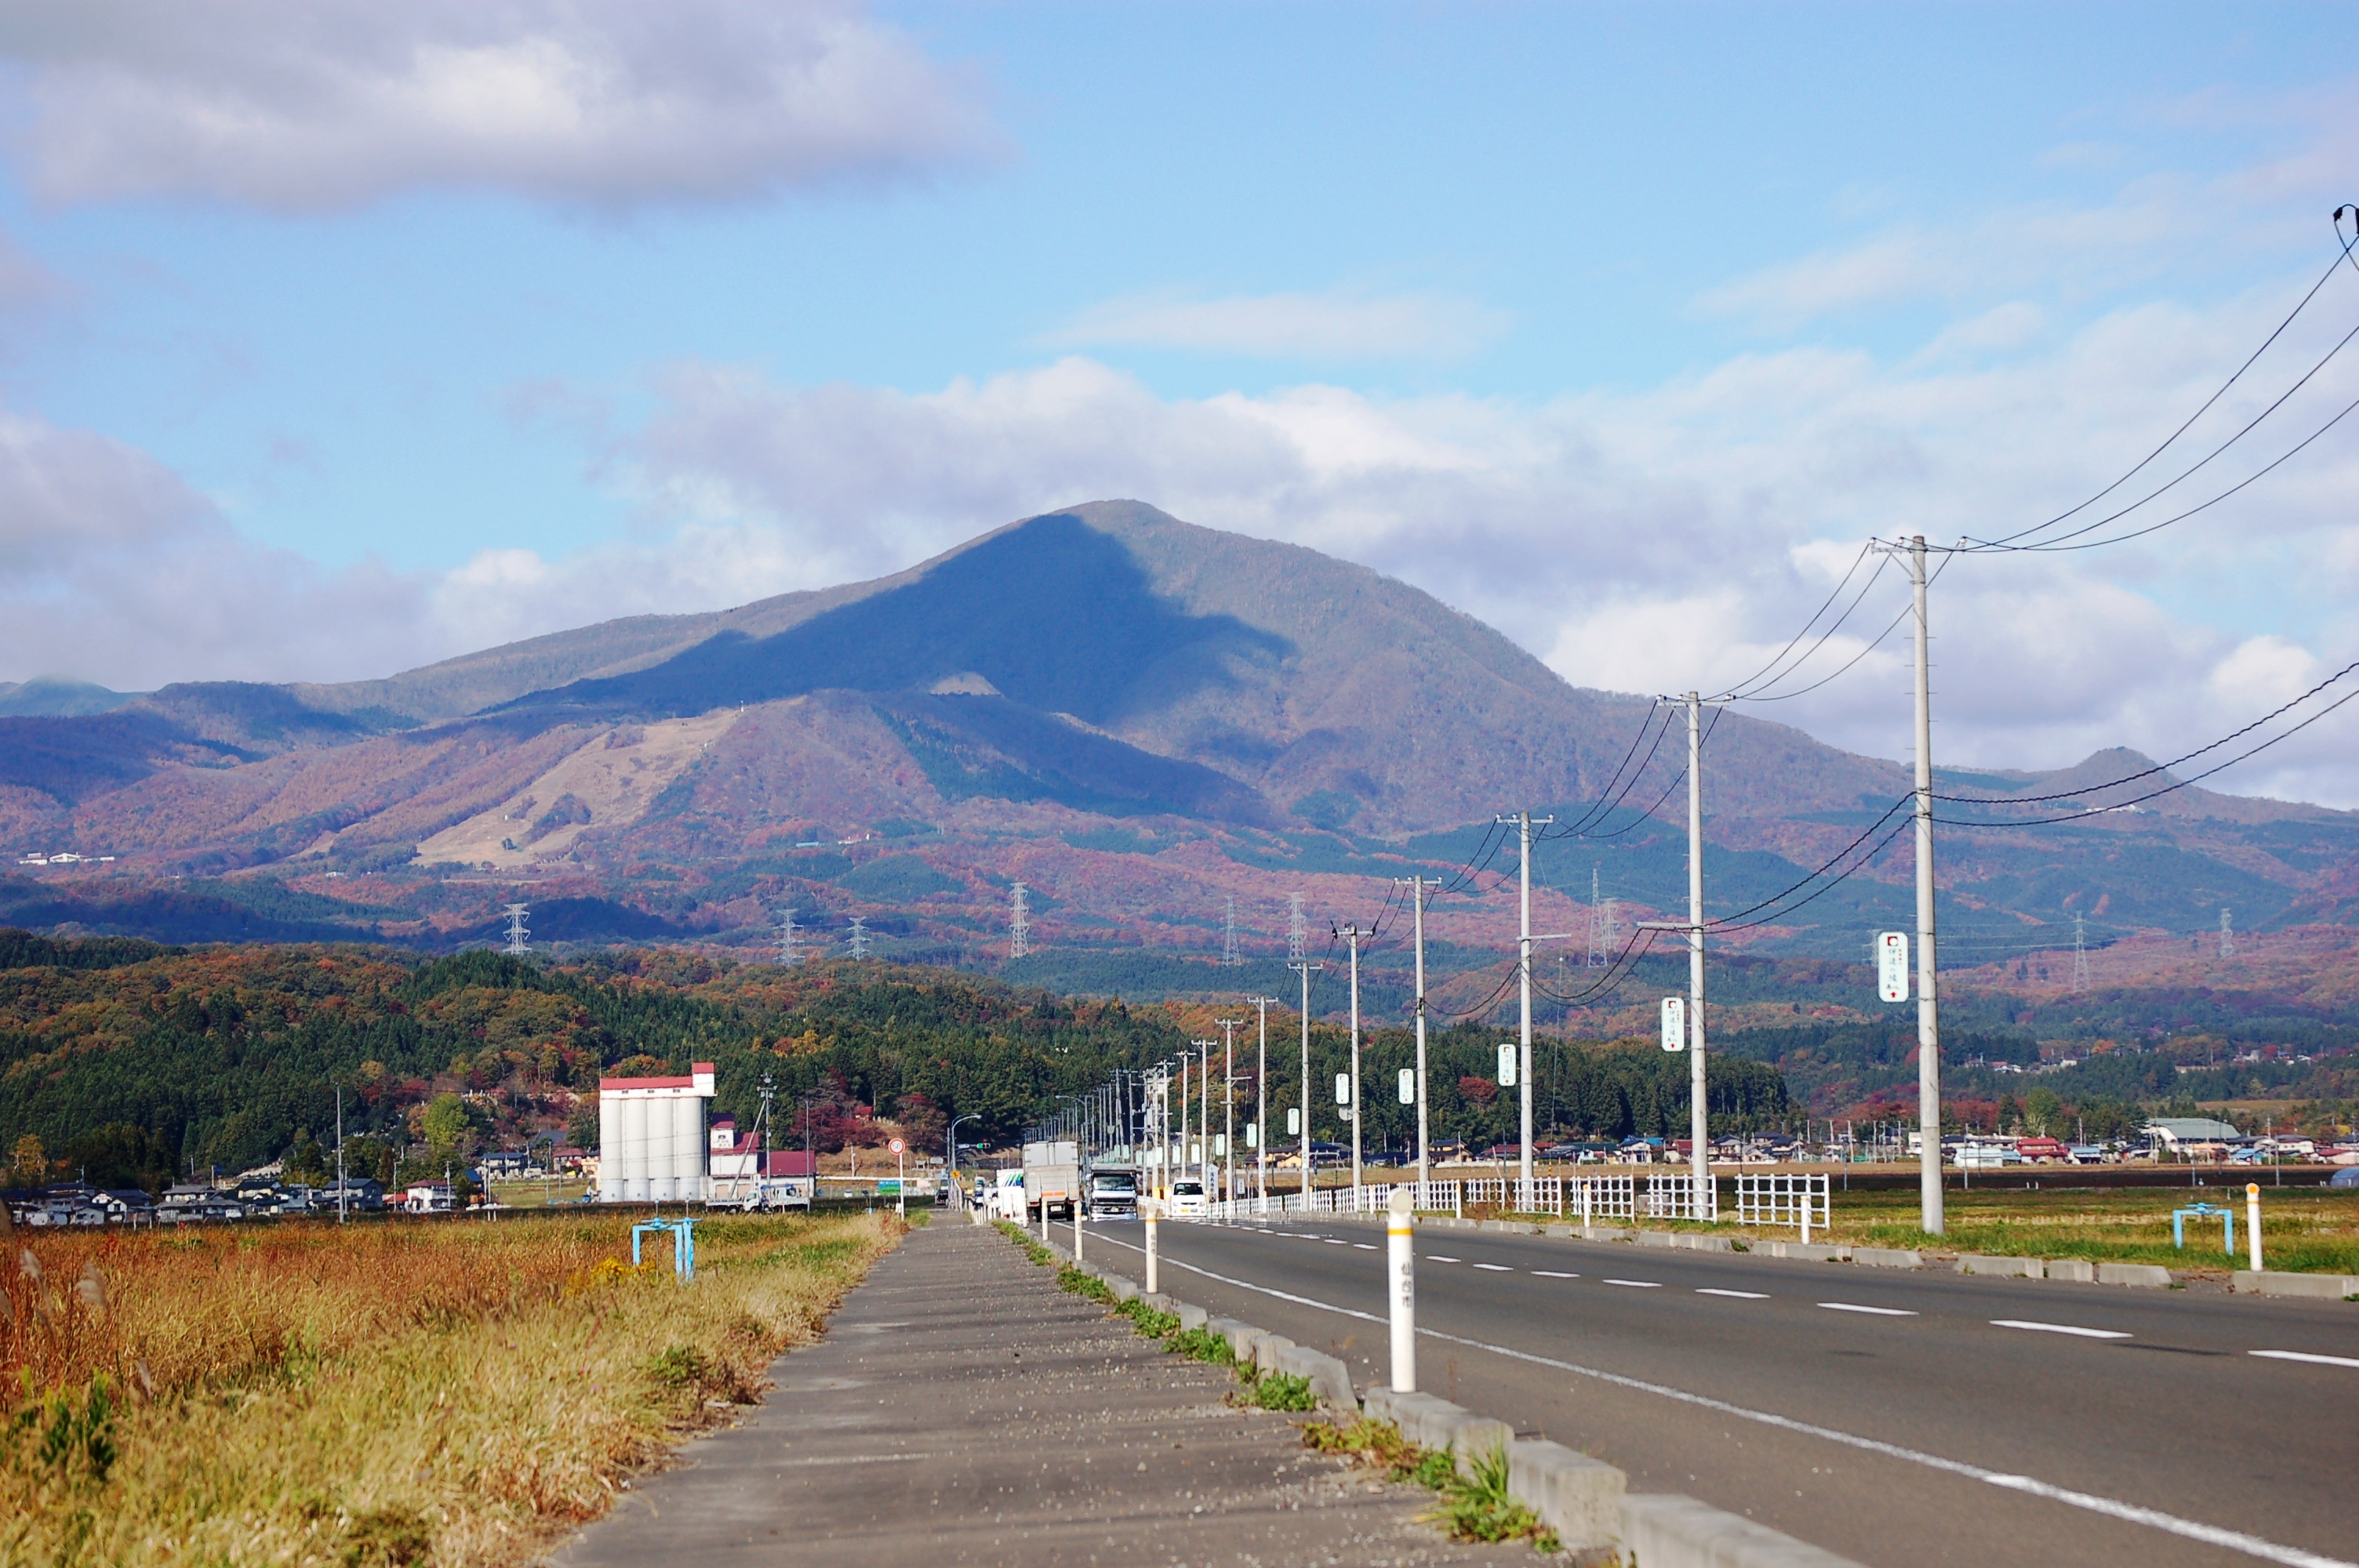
[2,2,2357,803]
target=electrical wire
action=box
[1932,656,2359,807]
[1717,551,1894,702]
[1548,699,1667,838]
[1976,225,2359,550]
[1710,543,1882,701]
[1934,681,2359,828]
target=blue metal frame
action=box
[2171,1203,2233,1254]
[630,1216,700,1280]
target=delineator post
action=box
[1388,1186,1416,1392]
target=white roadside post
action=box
[1388,1185,1416,1392]
[2247,1181,2263,1272]
[1144,1199,1160,1294]
[891,1137,907,1221]
[1801,1183,1812,1246]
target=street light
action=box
[947,1114,981,1209]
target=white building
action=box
[597,1062,715,1202]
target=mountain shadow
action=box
[496,512,1291,724]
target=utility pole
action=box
[1685,697,1710,1220]
[1335,924,1367,1192]
[1249,995,1278,1205]
[1197,1039,1213,1190]
[336,1084,346,1226]
[1398,875,1434,1189]
[1493,811,1554,1194]
[1877,534,1946,1236]
[1176,1051,1188,1199]
[1290,959,1324,1200]
[1217,1017,1244,1204]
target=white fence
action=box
[1197,1172,1648,1223]
[1733,1172,1829,1232]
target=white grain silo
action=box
[596,1062,715,1203]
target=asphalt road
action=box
[1081,1217,2357,1568]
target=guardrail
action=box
[1196,1172,1676,1223]
[1733,1172,1829,1232]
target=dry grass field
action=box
[0,1209,902,1566]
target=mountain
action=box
[0,500,2353,980]
[0,677,141,717]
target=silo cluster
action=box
[595,1062,716,1202]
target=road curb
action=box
[2234,1269,2359,1298]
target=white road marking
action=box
[1603,1279,1662,1289]
[2252,1349,2359,1370]
[1428,1255,1462,1263]
[1088,1232,2353,1568]
[1698,1288,1768,1299]
[1472,1262,1514,1272]
[1531,1270,1579,1279]
[1819,1302,1916,1316]
[1991,1319,2131,1340]
[1321,1238,1350,1245]
[1354,1243,1378,1250]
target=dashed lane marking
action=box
[1991,1319,2131,1340]
[1603,1279,1662,1289]
[1472,1262,1514,1272]
[1531,1270,1579,1279]
[1698,1288,1769,1299]
[1819,1302,1916,1316]
[2252,1349,2359,1370]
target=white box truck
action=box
[1022,1140,1081,1221]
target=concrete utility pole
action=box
[1398,875,1434,1190]
[1176,1053,1188,1200]
[1908,538,1943,1233]
[1684,695,1710,1221]
[1336,924,1368,1192]
[336,1085,346,1225]
[1494,812,1553,1193]
[1290,960,1323,1200]
[1217,1017,1244,1204]
[1198,1039,1213,1190]
[1249,996,1278,1205]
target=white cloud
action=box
[588,267,2359,803]
[0,0,1001,209]
[1042,286,1510,361]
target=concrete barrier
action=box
[1853,1247,1924,1269]
[1272,1345,1356,1410]
[1674,1233,1736,1253]
[1482,1219,1539,1234]
[1761,1242,1848,1261]
[2095,1263,2172,1287]
[1580,1225,1633,1242]
[1956,1254,2042,1278]
[1637,1231,1678,1247]
[1141,1291,1175,1315]
[2234,1271,2359,1299]
[1176,1301,1210,1332]
[2043,1258,2095,1283]
[1376,1392,1512,1462]
[1508,1439,1625,1552]
[1252,1334,1296,1374]
[1621,1494,1868,1568]
[1107,1276,1140,1302]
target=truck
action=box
[1084,1162,1139,1220]
[1021,1140,1081,1221]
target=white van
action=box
[1169,1178,1207,1218]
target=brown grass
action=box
[0,1210,901,1566]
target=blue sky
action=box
[1,2,2355,801]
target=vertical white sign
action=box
[1877,931,1910,1003]
[1246,1122,1259,1148]
[1398,1067,1416,1105]
[1660,995,1686,1052]
[1336,1073,1352,1105]
[1496,1042,1518,1087]
[1287,1106,1301,1135]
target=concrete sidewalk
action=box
[549,1221,1527,1567]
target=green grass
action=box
[1249,1372,1316,1411]
[1304,1417,1557,1550]
[1826,1185,2359,1274]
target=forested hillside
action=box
[0,932,1790,1190]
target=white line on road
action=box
[1086,1232,2351,1568]
[1354,1243,1378,1250]
[1531,1271,1579,1279]
[1603,1279,1662,1288]
[777,1452,943,1466]
[1698,1288,1769,1299]
[1992,1319,2131,1340]
[1472,1262,1514,1272]
[2252,1349,2359,1370]
[1428,1255,1462,1263]
[1819,1302,1916,1316]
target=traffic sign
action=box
[1287,1107,1301,1135]
[1496,1042,1518,1087]
[1398,1067,1416,1105]
[1336,1073,1351,1105]
[889,1137,906,1154]
[1877,932,1909,1003]
[1660,995,1686,1052]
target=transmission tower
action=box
[1009,882,1030,960]
[847,915,871,960]
[1586,868,1617,967]
[2219,906,2235,959]
[2071,914,2090,992]
[1287,891,1306,963]
[501,903,530,956]
[1221,894,1243,967]
[775,907,800,966]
